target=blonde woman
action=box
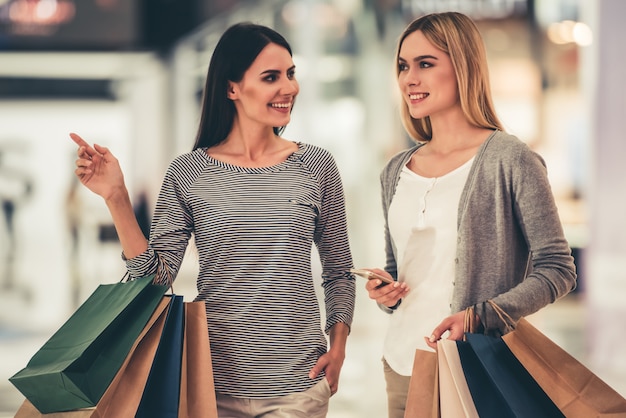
[363,12,576,417]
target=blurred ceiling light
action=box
[547,20,592,46]
[572,22,593,46]
[37,0,57,20]
[6,0,75,29]
[557,20,576,44]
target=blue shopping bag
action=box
[460,332,564,418]
[136,294,185,418]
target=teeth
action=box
[271,103,291,108]
[409,93,428,100]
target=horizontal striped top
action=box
[126,142,355,398]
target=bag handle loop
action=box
[463,300,516,339]
[486,300,516,333]
[119,252,175,294]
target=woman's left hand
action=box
[424,310,466,350]
[308,349,344,396]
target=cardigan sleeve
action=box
[457,133,577,334]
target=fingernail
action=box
[429,335,436,343]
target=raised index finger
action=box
[69,132,89,146]
[69,132,97,158]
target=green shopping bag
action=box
[9,275,169,414]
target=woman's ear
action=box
[227,81,237,100]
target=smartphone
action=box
[350,268,395,285]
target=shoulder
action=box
[168,149,208,169]
[299,143,335,163]
[482,130,535,155]
[481,130,545,167]
[298,143,340,174]
[164,149,210,183]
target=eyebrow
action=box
[260,65,296,76]
[398,55,438,62]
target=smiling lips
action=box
[409,93,428,100]
[270,102,292,109]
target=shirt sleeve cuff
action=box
[379,299,402,314]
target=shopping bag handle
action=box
[486,300,516,332]
[464,305,480,335]
[119,253,176,293]
[464,300,516,339]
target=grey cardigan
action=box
[380,130,577,334]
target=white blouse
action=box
[384,157,473,375]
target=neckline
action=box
[402,155,475,181]
[199,142,306,173]
[403,129,497,180]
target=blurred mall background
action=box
[0,0,625,416]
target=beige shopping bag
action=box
[92,298,217,418]
[404,349,440,418]
[91,297,170,418]
[503,317,626,418]
[177,301,218,418]
[437,339,479,418]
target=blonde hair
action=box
[396,12,504,141]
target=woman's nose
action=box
[404,69,420,86]
[282,78,299,96]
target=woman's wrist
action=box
[104,185,131,207]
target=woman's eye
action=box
[419,61,433,69]
[264,74,277,82]
[288,70,296,79]
[398,62,408,71]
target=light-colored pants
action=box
[382,357,411,418]
[215,378,331,418]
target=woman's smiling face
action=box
[397,30,460,121]
[228,42,300,131]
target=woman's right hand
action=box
[70,132,126,201]
[364,268,409,309]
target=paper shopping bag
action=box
[178,301,218,418]
[136,294,185,418]
[90,296,171,418]
[404,349,440,418]
[9,275,168,414]
[92,297,217,418]
[503,317,626,417]
[456,339,513,417]
[463,332,564,417]
[14,297,171,418]
[14,399,94,418]
[437,339,479,418]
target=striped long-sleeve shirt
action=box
[125,142,355,398]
